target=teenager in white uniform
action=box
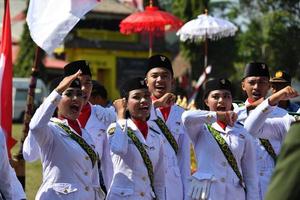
[23,60,115,191]
[182,78,259,200]
[0,127,26,200]
[106,77,165,200]
[145,54,190,200]
[29,71,104,200]
[237,62,297,200]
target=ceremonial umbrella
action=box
[120,0,183,56]
[176,10,238,67]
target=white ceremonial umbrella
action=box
[176,10,238,67]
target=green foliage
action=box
[238,0,300,79]
[14,21,36,77]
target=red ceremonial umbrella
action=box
[120,0,183,56]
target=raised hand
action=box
[269,86,299,106]
[113,98,127,119]
[153,93,176,108]
[217,111,238,127]
[55,70,82,94]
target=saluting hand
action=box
[269,86,299,106]
[113,98,127,119]
[55,70,82,94]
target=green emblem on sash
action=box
[127,128,157,200]
[52,121,98,167]
[206,124,246,190]
[259,138,277,163]
[155,117,178,154]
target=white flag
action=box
[26,0,100,54]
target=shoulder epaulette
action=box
[108,127,116,135]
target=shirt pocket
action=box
[110,186,134,197]
[169,123,183,141]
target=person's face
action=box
[57,88,84,120]
[271,82,290,94]
[145,68,174,99]
[242,76,270,101]
[127,88,152,121]
[78,75,92,105]
[204,90,232,112]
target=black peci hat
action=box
[270,70,291,83]
[146,54,173,76]
[243,62,269,79]
[203,78,233,99]
[120,77,148,98]
[69,78,82,89]
[64,60,92,77]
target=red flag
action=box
[0,0,17,157]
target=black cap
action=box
[146,54,173,75]
[270,70,291,83]
[203,78,233,98]
[64,60,92,77]
[243,62,269,79]
[120,77,148,98]
[49,77,81,93]
[69,78,82,89]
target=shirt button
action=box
[260,172,264,176]
[120,192,125,195]
[142,176,147,181]
[84,172,88,176]
[85,186,89,191]
[140,192,145,197]
[220,178,225,182]
[222,161,227,166]
[85,156,89,160]
[259,156,263,159]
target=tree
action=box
[237,0,300,79]
[14,1,46,79]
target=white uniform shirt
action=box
[0,128,26,200]
[182,110,259,200]
[106,119,165,200]
[29,91,104,200]
[82,104,115,188]
[152,104,190,200]
[243,98,295,199]
[23,100,115,189]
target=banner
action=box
[0,0,17,157]
[26,0,100,54]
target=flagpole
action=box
[13,46,42,188]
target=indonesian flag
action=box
[26,0,100,54]
[0,0,17,157]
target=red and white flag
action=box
[26,0,101,54]
[0,0,17,157]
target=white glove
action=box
[188,177,213,200]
